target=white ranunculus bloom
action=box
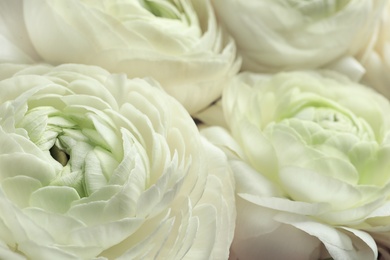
[0,0,39,63]
[361,2,390,97]
[202,71,390,260]
[20,0,240,115]
[0,63,235,259]
[211,0,385,75]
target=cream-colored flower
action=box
[20,0,240,114]
[361,1,390,97]
[211,0,384,76]
[202,71,390,260]
[0,63,235,259]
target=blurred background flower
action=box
[211,0,385,82]
[9,0,241,115]
[361,1,390,98]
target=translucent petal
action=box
[29,186,80,214]
[101,209,171,259]
[69,218,144,251]
[276,213,377,260]
[0,239,26,260]
[280,166,362,209]
[184,204,216,259]
[0,153,55,185]
[24,207,84,244]
[235,121,279,182]
[18,240,78,260]
[239,194,328,216]
[2,176,41,208]
[232,222,322,260]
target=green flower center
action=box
[143,0,184,19]
[17,103,122,198]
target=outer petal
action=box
[361,2,390,98]
[0,0,39,63]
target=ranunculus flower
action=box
[202,71,390,259]
[0,63,235,259]
[18,0,240,114]
[0,0,39,63]
[361,1,390,97]
[211,0,384,76]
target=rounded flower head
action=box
[202,71,390,259]
[211,0,384,74]
[0,63,235,259]
[20,0,240,114]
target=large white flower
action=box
[211,0,384,76]
[18,0,240,114]
[0,63,235,259]
[361,1,390,97]
[202,71,390,260]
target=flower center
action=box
[17,102,122,198]
[49,144,69,166]
[143,0,183,19]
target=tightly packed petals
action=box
[211,0,384,76]
[0,63,235,259]
[20,0,240,114]
[202,71,390,260]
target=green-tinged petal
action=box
[30,186,80,214]
[18,240,79,260]
[235,121,279,182]
[24,208,84,244]
[0,153,55,185]
[2,176,41,208]
[0,240,26,260]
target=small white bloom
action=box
[19,0,240,114]
[202,71,390,260]
[0,63,235,259]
